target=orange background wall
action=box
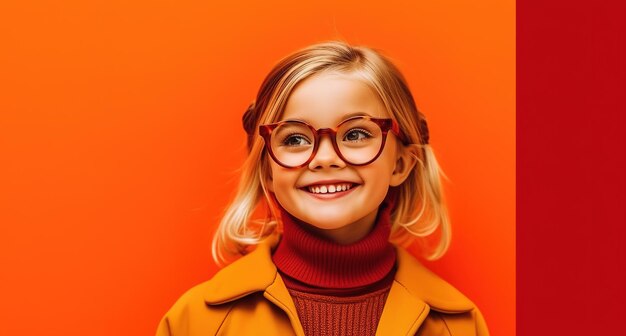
[0,1,514,335]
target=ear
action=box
[390,144,420,187]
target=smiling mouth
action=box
[303,183,358,194]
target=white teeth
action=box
[307,183,354,194]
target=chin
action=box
[305,219,351,231]
[298,211,356,230]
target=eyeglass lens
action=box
[270,118,384,167]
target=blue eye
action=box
[343,128,373,142]
[282,133,312,146]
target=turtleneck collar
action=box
[271,195,397,289]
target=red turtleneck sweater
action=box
[272,198,397,336]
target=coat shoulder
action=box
[156,280,235,336]
[155,241,280,336]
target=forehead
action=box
[280,72,388,127]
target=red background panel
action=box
[517,0,626,335]
[0,1,514,335]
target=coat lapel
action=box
[203,235,305,335]
[376,247,476,334]
[264,274,306,336]
[376,280,430,335]
[393,247,475,313]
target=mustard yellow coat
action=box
[156,235,489,336]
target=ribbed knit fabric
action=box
[272,197,397,289]
[288,285,391,336]
[271,194,398,336]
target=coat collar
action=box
[203,234,474,313]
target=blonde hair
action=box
[212,41,451,266]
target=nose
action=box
[308,134,346,170]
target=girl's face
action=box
[266,71,413,244]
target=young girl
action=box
[157,41,489,336]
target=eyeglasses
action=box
[259,116,404,168]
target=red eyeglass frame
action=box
[258,116,406,169]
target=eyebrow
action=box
[283,111,373,124]
[343,111,372,119]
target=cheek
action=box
[360,160,396,188]
[269,163,299,195]
[379,139,399,171]
[363,155,398,193]
[376,149,399,177]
